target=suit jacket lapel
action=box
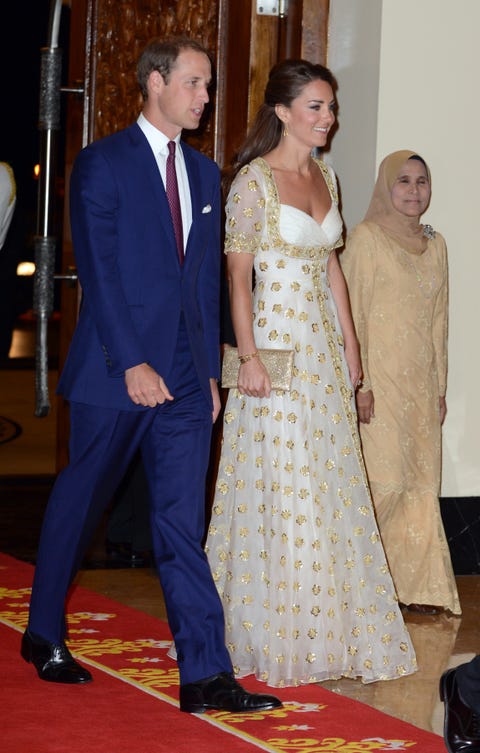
[129,124,180,263]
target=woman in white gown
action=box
[206,60,417,688]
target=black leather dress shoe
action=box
[180,671,282,714]
[440,668,480,752]
[21,629,93,684]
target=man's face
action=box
[148,49,211,138]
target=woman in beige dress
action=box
[341,150,460,616]
[205,63,418,688]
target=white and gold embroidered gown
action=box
[206,157,417,688]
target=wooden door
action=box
[55,0,330,470]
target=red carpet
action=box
[0,552,445,752]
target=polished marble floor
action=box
[1,333,478,741]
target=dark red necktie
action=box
[166,140,184,265]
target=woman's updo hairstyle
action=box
[226,59,335,186]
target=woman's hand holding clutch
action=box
[238,357,272,398]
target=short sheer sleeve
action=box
[224,162,266,255]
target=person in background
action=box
[0,162,16,249]
[341,150,460,616]
[205,59,417,688]
[441,656,480,753]
[0,161,18,360]
[20,36,281,715]
[105,452,152,567]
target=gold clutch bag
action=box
[221,346,294,391]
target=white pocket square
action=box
[202,204,212,214]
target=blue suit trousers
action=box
[28,322,232,685]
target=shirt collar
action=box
[137,113,181,156]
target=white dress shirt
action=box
[137,112,192,253]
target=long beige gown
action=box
[341,220,460,614]
[206,158,418,688]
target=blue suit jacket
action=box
[58,123,221,410]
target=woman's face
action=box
[390,159,431,218]
[280,79,336,150]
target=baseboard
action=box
[440,497,480,574]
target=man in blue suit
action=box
[21,36,281,715]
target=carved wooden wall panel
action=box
[90,0,220,157]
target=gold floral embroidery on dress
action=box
[207,153,418,687]
[225,165,265,255]
[224,158,343,259]
[256,156,343,260]
[311,260,371,491]
[226,231,261,255]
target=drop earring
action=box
[283,124,289,137]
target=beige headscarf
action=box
[364,149,432,254]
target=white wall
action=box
[328,0,480,497]
[326,0,382,230]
